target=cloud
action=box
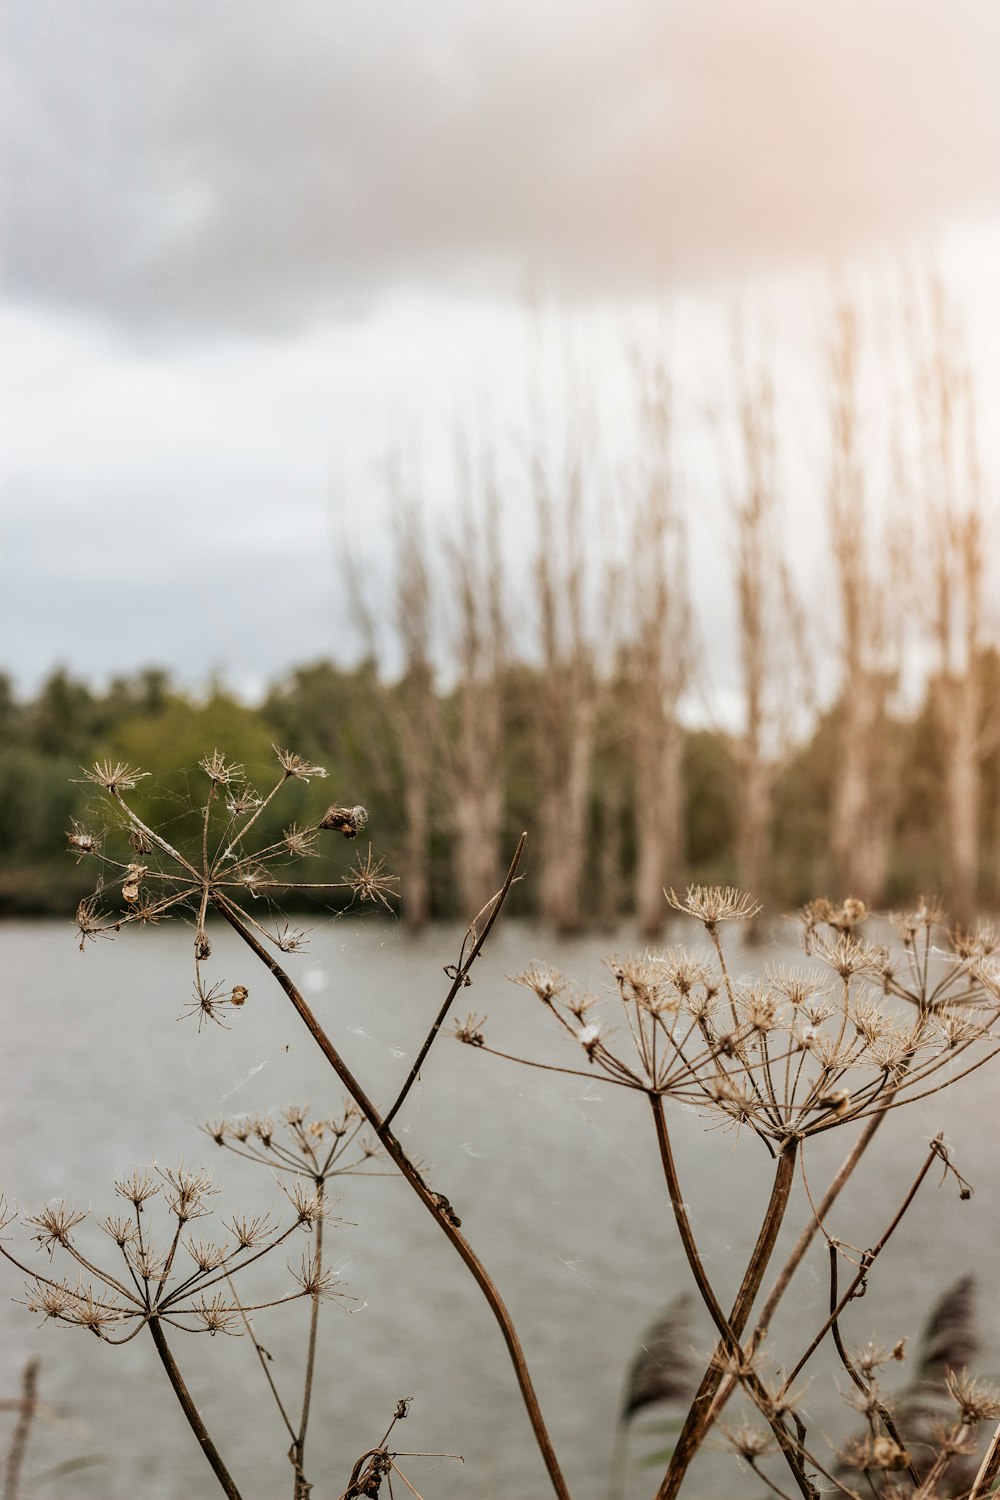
[6,0,1000,337]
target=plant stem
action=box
[778,1141,939,1396]
[383,832,526,1130]
[291,1184,325,1499]
[216,897,571,1500]
[650,1096,799,1500]
[705,1079,904,1434]
[3,1359,38,1500]
[147,1317,244,1500]
[969,1419,1000,1500]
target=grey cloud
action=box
[6,0,1000,336]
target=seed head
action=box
[946,1370,1000,1424]
[275,747,327,781]
[192,1292,242,1336]
[66,821,100,861]
[225,1212,274,1249]
[114,1169,159,1209]
[721,1422,776,1461]
[83,760,149,793]
[509,964,569,1003]
[319,804,368,839]
[25,1203,87,1251]
[667,885,762,926]
[198,750,244,785]
[454,1012,487,1046]
[283,823,319,857]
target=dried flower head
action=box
[945,1369,1000,1424]
[66,821,101,861]
[721,1421,777,1461]
[74,896,112,949]
[319,804,369,838]
[25,1204,87,1252]
[346,845,397,909]
[668,885,762,926]
[283,823,319,858]
[293,1249,345,1300]
[191,1292,243,1336]
[225,784,262,815]
[274,747,327,781]
[198,750,244,785]
[454,1013,487,1046]
[114,1169,159,1209]
[82,760,149,793]
[509,964,569,1003]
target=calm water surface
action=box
[2,916,999,1499]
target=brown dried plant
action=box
[0,1163,344,1500]
[9,760,1000,1500]
[460,885,1000,1499]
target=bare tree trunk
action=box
[826,300,898,904]
[447,439,506,915]
[634,710,684,937]
[831,666,892,900]
[391,477,439,932]
[530,375,598,935]
[728,326,796,933]
[627,356,690,940]
[914,276,985,930]
[938,664,980,928]
[594,750,626,929]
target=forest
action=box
[2,288,997,933]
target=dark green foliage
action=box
[0,655,981,919]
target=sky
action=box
[4,0,1000,701]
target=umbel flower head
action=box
[475,895,1000,1147]
[69,747,398,1021]
[202,1101,387,1182]
[1,1159,348,1345]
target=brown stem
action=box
[383,832,526,1130]
[650,1096,800,1500]
[779,1141,939,1396]
[705,1078,903,1435]
[147,1316,244,1500]
[969,1420,1000,1500]
[827,1246,920,1490]
[3,1359,38,1500]
[216,897,571,1500]
[291,1186,325,1500]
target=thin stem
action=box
[968,1419,1000,1500]
[291,1184,325,1500]
[383,833,526,1130]
[3,1359,38,1500]
[706,1075,904,1432]
[780,1141,940,1395]
[215,895,571,1500]
[110,789,201,882]
[650,1095,800,1500]
[146,1316,244,1500]
[827,1246,920,1490]
[223,1273,298,1447]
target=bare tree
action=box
[445,434,506,915]
[529,375,599,935]
[625,354,692,939]
[912,276,987,929]
[826,299,900,904]
[390,469,440,932]
[727,325,800,932]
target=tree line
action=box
[3,279,998,930]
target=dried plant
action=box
[7,763,1000,1500]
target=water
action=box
[2,915,999,1499]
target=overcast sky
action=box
[4,0,1000,699]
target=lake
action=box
[2,914,999,1499]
